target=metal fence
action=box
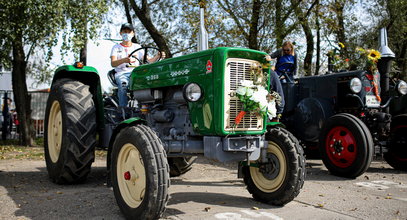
[1,90,49,139]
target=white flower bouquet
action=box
[234,79,279,125]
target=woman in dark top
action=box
[270,41,297,83]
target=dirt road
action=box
[1,156,406,220]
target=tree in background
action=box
[291,0,318,75]
[0,0,108,146]
[383,0,406,79]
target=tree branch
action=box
[25,43,36,62]
[281,0,303,22]
[122,0,133,24]
[148,0,160,6]
[215,0,248,39]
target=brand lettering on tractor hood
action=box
[170,69,190,77]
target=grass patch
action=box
[0,144,107,160]
[0,146,44,160]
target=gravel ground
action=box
[1,153,407,220]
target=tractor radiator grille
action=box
[224,58,263,132]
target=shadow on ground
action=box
[0,166,123,219]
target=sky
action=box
[87,40,117,92]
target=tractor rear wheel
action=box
[319,113,373,178]
[168,156,197,177]
[242,127,305,206]
[111,125,169,220]
[44,79,97,184]
[385,114,407,171]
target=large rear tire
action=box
[242,127,305,206]
[44,79,97,184]
[168,156,197,177]
[385,114,407,171]
[319,113,373,178]
[111,125,170,220]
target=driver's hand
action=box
[265,55,272,61]
[128,57,137,63]
[161,51,166,59]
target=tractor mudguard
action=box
[51,65,104,131]
[108,117,147,151]
[266,121,286,129]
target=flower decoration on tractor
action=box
[356,47,382,102]
[234,63,281,125]
[327,42,350,72]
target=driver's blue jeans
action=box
[115,71,131,107]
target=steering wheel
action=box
[275,62,295,83]
[128,46,163,65]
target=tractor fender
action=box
[266,121,286,129]
[293,97,334,143]
[106,117,146,186]
[51,65,104,131]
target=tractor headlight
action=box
[397,80,407,95]
[349,77,362,93]
[183,83,202,102]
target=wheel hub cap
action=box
[259,154,280,179]
[326,126,357,168]
[249,141,286,193]
[117,143,146,208]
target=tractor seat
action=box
[107,69,118,87]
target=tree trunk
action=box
[315,2,321,75]
[248,0,261,50]
[334,0,347,56]
[122,0,133,25]
[12,37,33,146]
[302,22,314,76]
[80,38,87,65]
[274,0,285,47]
[129,0,172,58]
[291,0,315,76]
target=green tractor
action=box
[43,46,305,219]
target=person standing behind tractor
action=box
[110,23,165,107]
[265,55,285,121]
[270,41,297,83]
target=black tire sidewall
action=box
[44,80,72,182]
[319,113,372,178]
[44,79,96,184]
[168,156,197,177]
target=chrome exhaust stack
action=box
[377,28,395,112]
[197,6,208,51]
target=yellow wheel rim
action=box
[250,141,287,193]
[47,101,63,163]
[117,143,146,208]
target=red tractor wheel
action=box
[319,113,373,178]
[385,114,407,171]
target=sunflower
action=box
[367,49,381,62]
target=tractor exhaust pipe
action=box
[377,28,395,113]
[197,5,208,51]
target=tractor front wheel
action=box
[111,125,169,219]
[44,79,97,184]
[385,114,407,171]
[319,113,373,178]
[242,127,305,206]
